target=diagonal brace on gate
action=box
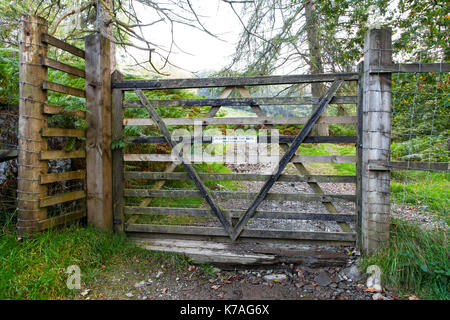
[135,89,233,237]
[231,80,344,241]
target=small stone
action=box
[134,280,145,288]
[125,292,134,298]
[342,265,362,282]
[314,271,332,287]
[155,271,163,278]
[212,267,221,273]
[373,293,384,300]
[263,274,287,282]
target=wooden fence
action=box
[15,16,449,253]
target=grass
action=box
[0,224,190,299]
[360,219,449,300]
[390,171,449,223]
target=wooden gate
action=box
[111,72,362,261]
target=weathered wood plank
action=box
[0,149,18,162]
[40,149,85,160]
[39,190,86,207]
[42,104,86,118]
[112,72,359,90]
[125,224,356,242]
[38,209,86,230]
[124,206,356,222]
[125,135,357,144]
[42,57,85,78]
[41,33,85,58]
[124,189,356,202]
[42,80,86,98]
[369,63,450,73]
[123,96,357,108]
[17,15,49,234]
[124,172,356,183]
[39,170,86,184]
[41,128,85,137]
[85,33,113,230]
[112,70,124,232]
[123,154,357,163]
[368,160,449,172]
[123,116,357,126]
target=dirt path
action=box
[80,249,397,300]
[81,163,398,300]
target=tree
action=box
[0,0,226,75]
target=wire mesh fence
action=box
[390,52,449,229]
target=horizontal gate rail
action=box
[41,57,85,78]
[39,170,86,184]
[123,96,357,108]
[125,224,357,242]
[125,135,356,144]
[124,206,356,222]
[368,62,450,73]
[123,115,357,126]
[41,33,86,58]
[42,104,86,118]
[112,72,358,90]
[124,189,356,202]
[124,172,356,183]
[124,154,356,163]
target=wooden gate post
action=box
[17,15,48,235]
[111,70,124,232]
[84,34,113,230]
[360,28,392,253]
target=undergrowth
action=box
[360,219,449,300]
[0,225,189,299]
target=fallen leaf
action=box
[211,285,221,290]
[161,288,168,294]
[221,279,231,284]
[217,293,224,298]
[208,279,215,283]
[101,265,106,269]
[408,294,419,300]
[188,265,195,272]
[365,288,377,293]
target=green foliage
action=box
[391,134,449,162]
[360,219,449,300]
[390,171,449,222]
[0,48,19,105]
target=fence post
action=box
[111,70,124,232]
[17,15,48,235]
[361,27,392,253]
[84,34,112,230]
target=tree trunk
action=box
[305,0,328,136]
[96,0,116,71]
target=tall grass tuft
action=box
[360,219,449,300]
